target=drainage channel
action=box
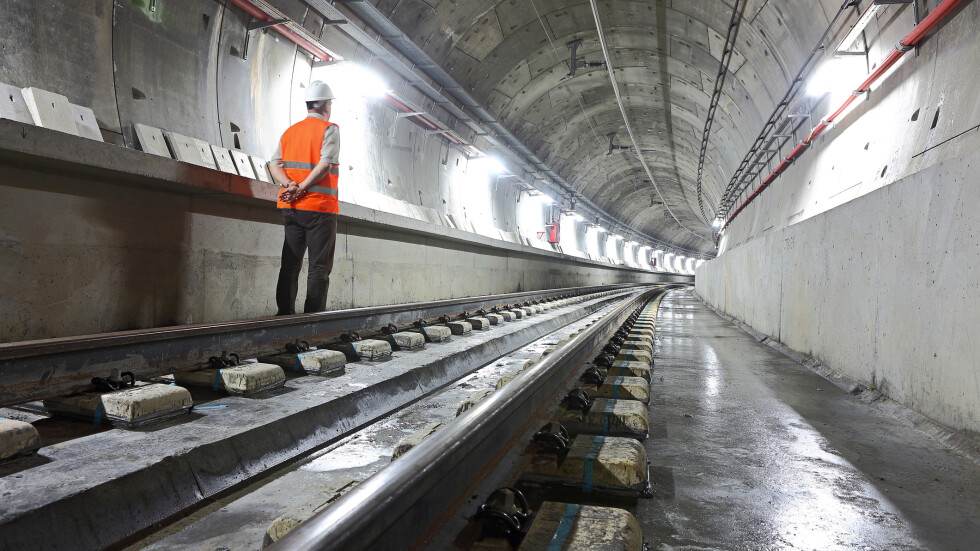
[0,286,658,551]
[267,287,669,551]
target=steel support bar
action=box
[0,284,637,407]
[269,286,667,551]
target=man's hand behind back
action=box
[279,183,304,203]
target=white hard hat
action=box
[305,80,335,102]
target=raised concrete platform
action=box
[0,291,634,550]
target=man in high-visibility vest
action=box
[269,80,341,315]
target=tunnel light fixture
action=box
[836,1,885,54]
[535,192,556,206]
[712,218,723,229]
[806,60,840,97]
[806,56,866,99]
[471,155,508,175]
[311,61,390,99]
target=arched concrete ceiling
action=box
[377,0,839,254]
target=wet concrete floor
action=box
[639,289,979,550]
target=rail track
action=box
[0,284,678,550]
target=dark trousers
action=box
[276,209,337,315]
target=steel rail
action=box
[268,286,667,551]
[0,284,639,407]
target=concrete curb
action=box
[691,290,980,467]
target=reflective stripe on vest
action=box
[277,117,340,213]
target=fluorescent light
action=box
[471,155,507,174]
[806,57,865,99]
[836,2,883,54]
[311,61,389,99]
[536,193,556,206]
[712,218,722,228]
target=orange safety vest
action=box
[276,117,340,213]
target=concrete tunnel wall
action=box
[0,0,689,342]
[697,1,980,436]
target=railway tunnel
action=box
[0,0,978,549]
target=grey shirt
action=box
[270,113,340,167]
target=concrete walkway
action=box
[640,289,979,550]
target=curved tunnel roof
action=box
[376,0,837,255]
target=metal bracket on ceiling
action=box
[606,133,632,156]
[397,112,425,119]
[566,39,606,77]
